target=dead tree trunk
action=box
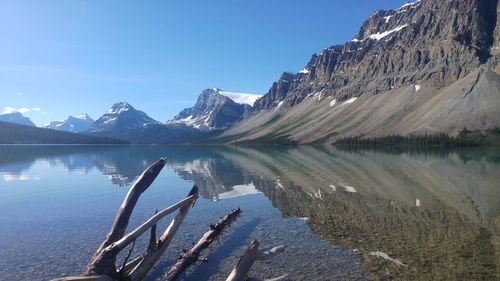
[226,240,287,281]
[163,208,242,281]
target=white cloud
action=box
[16,92,23,96]
[3,107,31,114]
[2,107,44,114]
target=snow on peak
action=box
[75,113,92,120]
[383,15,393,23]
[217,90,262,106]
[368,24,408,40]
[107,102,133,114]
[399,0,421,10]
[299,68,311,74]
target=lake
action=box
[0,145,499,281]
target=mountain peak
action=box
[74,113,92,120]
[44,113,95,133]
[168,88,259,130]
[0,112,36,127]
[89,102,158,133]
[107,102,134,114]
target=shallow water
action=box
[0,145,499,281]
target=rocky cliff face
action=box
[224,0,500,144]
[253,0,497,112]
[168,88,254,130]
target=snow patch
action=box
[399,0,421,10]
[274,101,284,113]
[415,84,421,92]
[330,184,337,191]
[383,15,393,23]
[342,97,358,105]
[329,99,337,107]
[218,91,262,106]
[299,68,310,74]
[416,198,421,207]
[368,24,408,40]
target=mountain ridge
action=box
[44,114,95,133]
[221,0,500,144]
[0,112,36,127]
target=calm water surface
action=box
[0,145,499,281]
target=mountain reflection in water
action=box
[0,145,499,280]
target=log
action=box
[86,158,167,277]
[226,240,287,281]
[127,186,198,281]
[226,239,260,281]
[163,208,242,281]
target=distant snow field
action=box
[218,90,262,106]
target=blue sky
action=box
[0,0,409,126]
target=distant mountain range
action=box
[0,121,127,144]
[2,0,499,145]
[43,114,95,133]
[86,89,260,143]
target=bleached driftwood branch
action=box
[163,207,242,281]
[226,240,287,281]
[86,158,169,278]
[127,185,198,281]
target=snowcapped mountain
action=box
[167,88,261,130]
[0,112,36,127]
[44,114,95,133]
[88,102,159,133]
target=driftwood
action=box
[52,158,286,281]
[86,158,169,278]
[226,240,288,281]
[164,207,242,281]
[127,185,197,281]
